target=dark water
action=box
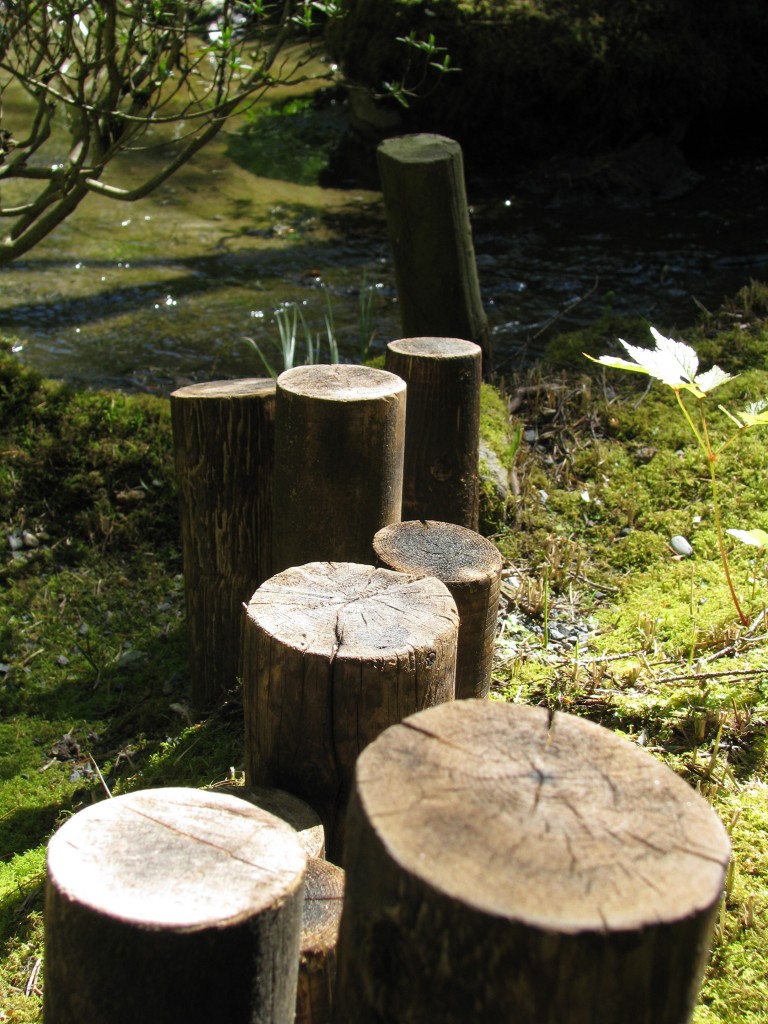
[3,141,768,393]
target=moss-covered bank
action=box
[2,295,768,1019]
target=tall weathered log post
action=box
[242,561,458,862]
[271,365,406,575]
[333,700,731,1024]
[170,378,275,708]
[44,787,306,1024]
[377,133,491,368]
[374,520,502,699]
[385,336,481,527]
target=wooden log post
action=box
[242,561,459,862]
[377,134,491,368]
[333,700,731,1024]
[212,784,326,859]
[170,378,276,708]
[44,787,307,1024]
[374,520,502,699]
[385,337,481,528]
[271,365,406,575]
[297,858,345,1024]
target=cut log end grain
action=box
[277,363,406,402]
[387,337,481,360]
[374,519,502,585]
[46,787,306,930]
[297,859,345,1024]
[212,784,326,860]
[171,378,277,401]
[352,701,730,933]
[246,561,459,662]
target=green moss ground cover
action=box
[2,295,768,1019]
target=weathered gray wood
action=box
[242,561,458,862]
[170,378,276,708]
[44,787,306,1024]
[271,365,406,575]
[374,520,502,699]
[333,700,731,1024]
[377,134,490,367]
[384,337,482,527]
[212,784,326,859]
[297,858,345,1024]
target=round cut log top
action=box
[387,337,480,360]
[355,701,731,933]
[374,520,502,586]
[246,562,458,659]
[46,787,306,930]
[378,133,461,164]
[277,364,405,403]
[170,378,276,400]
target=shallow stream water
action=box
[3,90,768,393]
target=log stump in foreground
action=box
[243,561,459,862]
[385,337,481,528]
[211,784,326,859]
[377,134,490,367]
[297,858,345,1024]
[271,365,405,575]
[44,787,306,1024]
[171,378,276,708]
[374,520,502,699]
[333,700,731,1024]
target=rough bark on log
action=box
[333,700,731,1024]
[170,378,275,708]
[296,858,345,1024]
[374,520,502,699]
[377,134,490,367]
[212,784,326,859]
[44,787,306,1024]
[271,365,406,574]
[242,561,458,862]
[384,337,481,528]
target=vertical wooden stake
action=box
[374,520,502,699]
[385,337,481,528]
[44,788,306,1024]
[170,378,275,708]
[272,365,405,574]
[242,561,458,862]
[297,858,345,1024]
[377,133,491,368]
[333,701,731,1024]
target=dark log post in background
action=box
[374,520,502,699]
[44,788,306,1024]
[171,378,275,708]
[333,701,731,1024]
[242,561,459,862]
[297,858,345,1024]
[385,337,481,529]
[271,365,406,575]
[377,134,491,369]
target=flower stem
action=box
[708,441,750,626]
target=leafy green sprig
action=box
[587,326,768,625]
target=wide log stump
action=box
[374,520,502,699]
[333,700,731,1024]
[297,858,345,1024]
[44,787,306,1024]
[242,561,459,862]
[271,365,405,574]
[170,378,276,708]
[385,337,481,528]
[211,783,326,859]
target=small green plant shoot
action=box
[586,326,768,625]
